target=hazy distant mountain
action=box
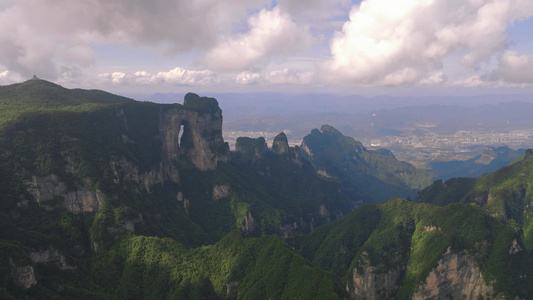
[222,100,533,140]
[137,92,533,122]
[430,146,526,180]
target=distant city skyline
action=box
[1,0,533,96]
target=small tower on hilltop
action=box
[30,75,39,80]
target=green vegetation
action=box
[90,231,344,300]
[297,198,533,299]
[0,79,134,127]
[415,177,477,206]
[417,150,533,250]
[1,80,532,299]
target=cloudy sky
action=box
[1,0,533,96]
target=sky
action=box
[1,0,533,97]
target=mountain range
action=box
[1,79,532,299]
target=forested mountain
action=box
[300,125,433,202]
[1,79,531,299]
[417,149,533,250]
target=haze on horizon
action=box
[1,0,533,97]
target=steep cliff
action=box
[160,92,228,172]
[1,80,532,299]
[417,149,533,250]
[412,248,496,300]
[346,247,501,300]
[301,125,434,203]
[5,90,229,216]
[348,252,404,299]
[272,132,290,155]
[298,198,533,300]
[232,134,355,234]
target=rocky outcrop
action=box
[235,137,268,161]
[23,93,230,215]
[120,214,144,233]
[109,157,165,191]
[348,248,502,300]
[241,212,256,235]
[271,132,304,166]
[347,252,404,299]
[160,93,228,171]
[64,180,104,214]
[226,281,239,296]
[9,259,37,288]
[272,132,290,155]
[509,239,523,254]
[412,247,497,300]
[212,185,231,201]
[25,174,66,206]
[30,248,75,270]
[25,175,103,214]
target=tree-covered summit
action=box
[417,148,533,250]
[0,78,134,127]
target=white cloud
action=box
[264,68,316,85]
[206,6,312,71]
[0,70,23,85]
[419,71,446,85]
[98,72,127,85]
[324,0,533,86]
[153,67,218,85]
[98,67,218,86]
[0,0,270,80]
[2,0,533,91]
[451,75,487,87]
[235,68,316,85]
[489,51,533,83]
[235,72,262,85]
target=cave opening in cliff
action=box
[178,124,184,148]
[178,121,193,149]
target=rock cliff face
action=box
[412,247,497,300]
[271,132,304,166]
[25,175,103,214]
[9,260,37,288]
[30,248,75,270]
[22,93,229,213]
[109,157,165,191]
[160,93,228,172]
[300,125,433,203]
[347,247,501,300]
[235,137,268,161]
[241,212,256,235]
[347,252,404,299]
[272,132,290,155]
[212,184,231,201]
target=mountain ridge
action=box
[0,80,531,299]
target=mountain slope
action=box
[0,78,134,127]
[300,125,434,202]
[1,80,531,299]
[0,81,355,298]
[295,198,532,299]
[417,149,533,250]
